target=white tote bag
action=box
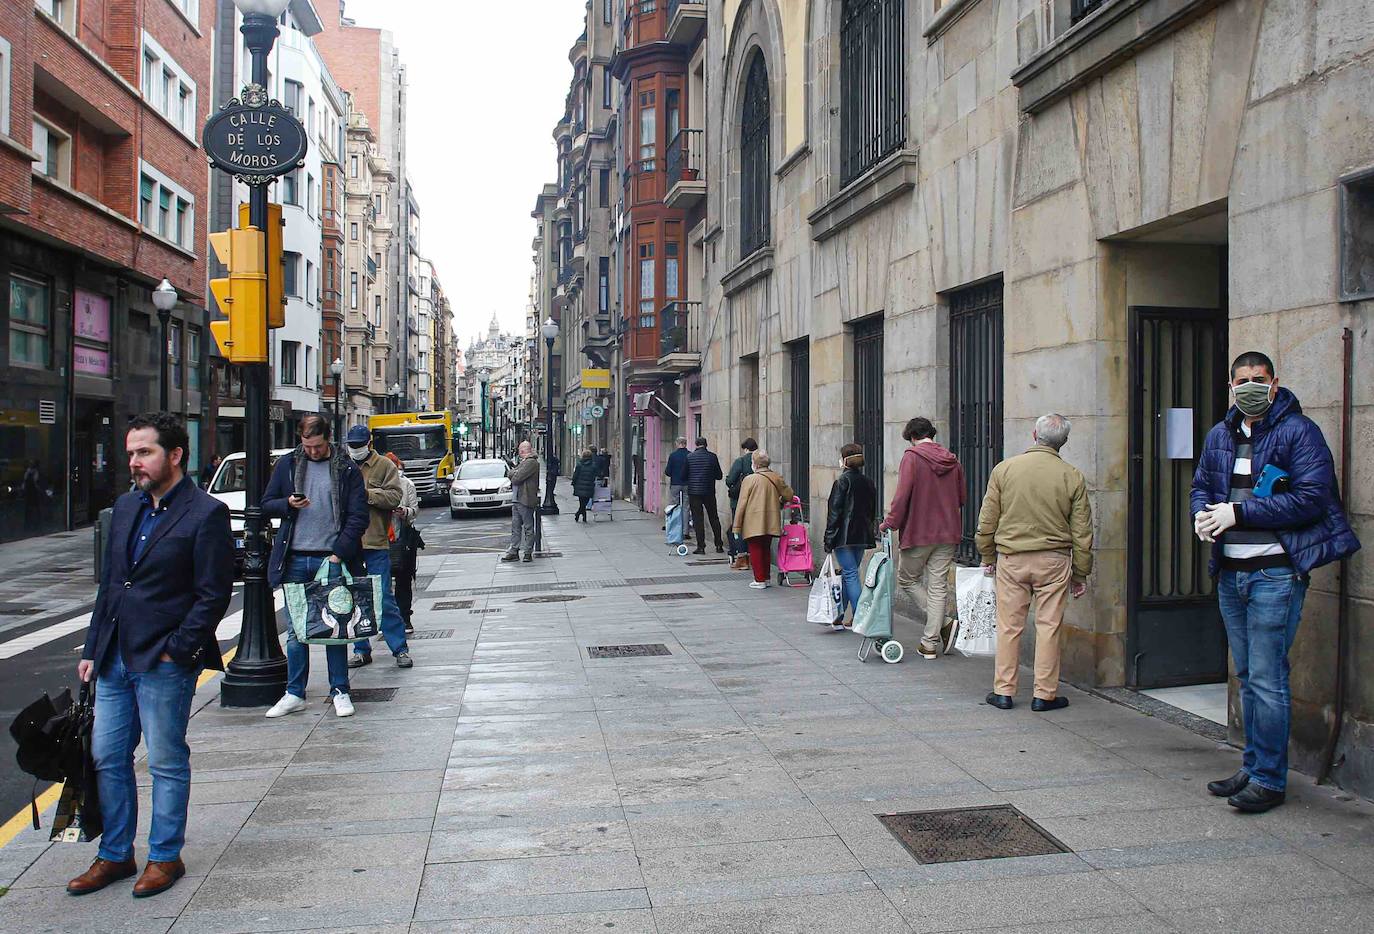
[953,566,998,657]
[806,555,844,624]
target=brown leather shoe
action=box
[67,857,137,896]
[132,858,185,898]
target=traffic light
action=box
[208,227,268,363]
[239,202,285,327]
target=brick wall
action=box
[313,3,382,129]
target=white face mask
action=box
[347,445,370,462]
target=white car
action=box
[449,459,514,517]
[208,448,293,571]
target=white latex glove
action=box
[1194,511,1215,543]
[1196,503,1237,539]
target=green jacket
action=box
[974,445,1094,580]
[725,453,753,507]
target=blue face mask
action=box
[1232,381,1274,418]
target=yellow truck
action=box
[367,411,455,502]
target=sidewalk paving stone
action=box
[3,485,1373,931]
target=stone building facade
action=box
[696,0,1374,795]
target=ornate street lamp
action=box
[152,279,178,411]
[540,317,560,515]
[220,0,294,708]
[478,367,491,459]
[330,356,344,441]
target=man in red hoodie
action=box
[880,417,966,658]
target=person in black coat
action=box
[571,449,598,521]
[686,437,725,554]
[824,442,878,628]
[72,414,233,899]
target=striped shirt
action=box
[1221,423,1289,570]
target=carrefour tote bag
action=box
[807,555,844,624]
[284,561,382,645]
[953,566,997,657]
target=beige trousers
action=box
[993,550,1072,700]
[896,543,957,651]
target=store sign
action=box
[73,290,111,376]
[629,384,654,417]
[582,367,611,389]
[202,86,308,185]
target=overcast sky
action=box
[340,0,586,348]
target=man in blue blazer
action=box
[70,413,233,899]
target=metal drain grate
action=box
[432,600,474,611]
[470,608,503,615]
[347,687,399,703]
[407,629,455,640]
[427,571,741,598]
[587,643,672,659]
[517,595,586,604]
[641,592,702,602]
[878,806,1070,864]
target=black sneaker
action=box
[521,553,533,563]
[500,553,519,562]
[404,621,414,633]
[348,653,372,669]
[395,652,414,669]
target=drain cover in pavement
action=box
[640,592,702,602]
[470,608,502,614]
[587,643,672,659]
[347,688,399,703]
[517,594,586,604]
[407,629,455,640]
[878,806,1070,864]
[432,600,474,610]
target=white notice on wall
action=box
[1165,408,1193,459]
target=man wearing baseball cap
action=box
[342,425,413,669]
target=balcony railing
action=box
[659,301,702,358]
[666,0,706,45]
[624,0,661,47]
[558,266,576,286]
[666,128,703,185]
[573,228,587,245]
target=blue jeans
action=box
[1218,568,1309,792]
[92,651,197,863]
[355,548,409,657]
[833,546,865,618]
[283,554,350,698]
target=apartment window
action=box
[188,327,202,390]
[176,198,191,246]
[306,172,315,215]
[373,294,381,323]
[35,0,75,33]
[665,241,679,299]
[350,271,358,308]
[170,322,183,390]
[840,0,906,185]
[350,222,358,240]
[305,260,315,304]
[603,0,612,24]
[8,274,51,368]
[598,256,609,314]
[307,98,316,138]
[598,168,609,208]
[374,359,382,378]
[350,154,359,177]
[374,193,383,215]
[305,346,314,388]
[138,164,196,248]
[140,177,155,227]
[0,37,12,136]
[638,240,655,329]
[32,117,71,184]
[603,68,612,109]
[281,341,299,385]
[284,252,300,296]
[350,346,358,368]
[638,90,656,171]
[283,80,303,117]
[739,52,771,257]
[283,169,299,205]
[140,34,197,136]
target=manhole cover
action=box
[641,592,702,602]
[407,629,454,640]
[347,688,399,703]
[432,600,474,610]
[517,595,586,604]
[588,643,672,659]
[878,806,1070,864]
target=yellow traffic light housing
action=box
[208,227,268,364]
[239,202,285,328]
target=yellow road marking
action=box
[0,645,237,853]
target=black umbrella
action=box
[8,682,102,841]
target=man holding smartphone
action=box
[1192,352,1359,813]
[262,415,369,719]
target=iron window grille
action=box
[839,0,907,186]
[789,340,811,512]
[739,52,771,258]
[852,318,885,504]
[949,279,1004,565]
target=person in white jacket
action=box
[384,453,420,632]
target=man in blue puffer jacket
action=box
[1191,351,1359,813]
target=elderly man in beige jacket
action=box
[975,414,1093,712]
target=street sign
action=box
[582,367,611,389]
[592,405,605,418]
[581,405,594,419]
[202,85,308,186]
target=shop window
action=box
[73,290,111,377]
[9,274,51,368]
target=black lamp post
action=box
[478,367,491,458]
[330,357,344,441]
[220,0,294,707]
[152,278,177,411]
[540,317,560,514]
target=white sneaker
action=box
[331,692,355,718]
[748,581,768,590]
[265,693,306,718]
